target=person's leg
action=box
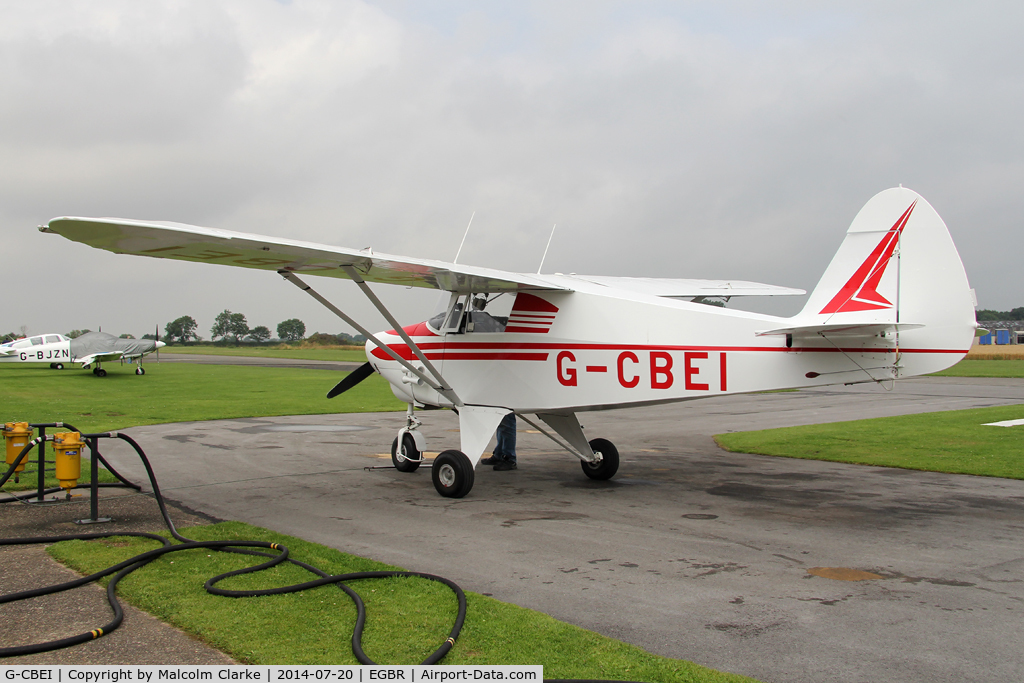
[493,414,517,469]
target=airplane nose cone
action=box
[155,341,166,348]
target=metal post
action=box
[75,436,111,524]
[35,425,46,503]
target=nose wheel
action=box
[391,433,421,472]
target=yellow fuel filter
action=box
[53,432,84,490]
[3,422,32,474]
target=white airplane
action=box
[0,331,165,376]
[42,187,976,496]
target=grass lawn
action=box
[931,359,1024,378]
[1,363,403,491]
[48,522,753,681]
[715,404,1024,479]
[162,345,367,362]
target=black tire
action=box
[49,363,57,369]
[136,367,145,375]
[391,433,421,472]
[431,450,475,498]
[581,438,619,480]
[55,363,64,370]
[95,368,107,377]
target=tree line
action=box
[160,311,365,346]
[976,308,1024,321]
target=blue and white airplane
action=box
[0,332,164,376]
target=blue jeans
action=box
[493,413,517,463]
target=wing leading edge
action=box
[42,217,566,295]
[43,217,803,298]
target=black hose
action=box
[0,431,468,665]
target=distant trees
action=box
[66,329,92,339]
[977,308,1024,321]
[249,325,271,342]
[118,333,135,339]
[165,316,200,344]
[303,332,366,346]
[277,318,306,341]
[212,310,249,342]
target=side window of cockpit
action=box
[464,295,510,333]
[30,336,44,346]
[45,335,61,344]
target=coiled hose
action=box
[0,432,466,663]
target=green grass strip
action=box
[931,359,1024,378]
[715,404,1024,479]
[47,522,754,681]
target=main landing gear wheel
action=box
[49,363,64,370]
[93,368,107,377]
[581,438,619,481]
[431,450,474,498]
[135,367,145,375]
[391,433,421,472]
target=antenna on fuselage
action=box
[453,212,475,264]
[537,224,556,274]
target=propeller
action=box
[327,362,375,398]
[155,324,160,362]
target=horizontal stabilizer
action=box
[570,275,804,298]
[756,322,924,338]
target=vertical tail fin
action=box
[796,187,975,375]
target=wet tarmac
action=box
[78,376,1024,683]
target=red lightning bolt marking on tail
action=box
[819,201,916,314]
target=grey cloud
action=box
[1,0,1021,337]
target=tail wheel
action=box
[431,450,475,498]
[581,438,619,480]
[391,433,421,472]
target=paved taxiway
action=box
[156,353,362,372]
[100,377,1024,683]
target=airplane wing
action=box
[568,275,804,298]
[43,217,567,295]
[76,352,126,366]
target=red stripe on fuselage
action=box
[369,339,966,360]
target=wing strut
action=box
[340,265,453,399]
[279,270,463,407]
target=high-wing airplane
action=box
[0,331,165,376]
[42,187,976,497]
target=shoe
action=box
[493,460,517,471]
[479,456,501,465]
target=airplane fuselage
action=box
[0,335,71,364]
[368,281,973,414]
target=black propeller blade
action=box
[327,362,375,398]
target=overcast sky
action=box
[2,0,1021,339]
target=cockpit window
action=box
[45,335,62,344]
[465,311,507,333]
[427,311,448,333]
[30,336,43,346]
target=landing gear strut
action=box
[391,404,425,472]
